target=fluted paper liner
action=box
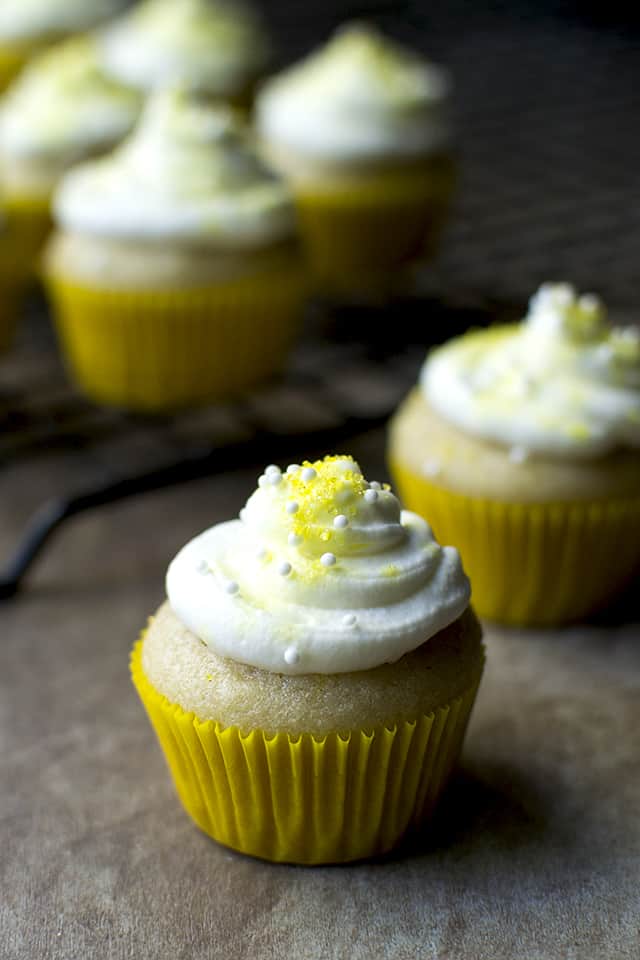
[0,44,33,91]
[294,158,454,299]
[46,266,304,411]
[131,638,483,865]
[391,457,640,626]
[4,193,52,276]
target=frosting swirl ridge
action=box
[421,283,640,458]
[166,455,470,674]
[0,0,126,42]
[98,0,270,96]
[256,23,451,163]
[53,88,296,246]
[0,38,140,162]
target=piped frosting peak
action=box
[166,455,470,674]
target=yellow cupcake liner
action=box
[130,638,483,864]
[0,44,31,91]
[0,232,31,354]
[294,159,454,300]
[390,457,640,626]
[3,193,53,278]
[46,265,305,411]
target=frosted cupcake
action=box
[0,37,141,277]
[0,0,126,91]
[256,23,453,301]
[98,0,270,106]
[389,283,640,625]
[44,88,304,411]
[131,454,484,864]
[0,203,26,353]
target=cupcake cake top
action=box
[0,37,140,163]
[0,0,126,42]
[256,22,450,163]
[53,88,296,247]
[98,0,270,97]
[167,455,470,675]
[421,283,640,458]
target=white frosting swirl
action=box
[256,23,451,163]
[53,88,296,246]
[98,0,270,97]
[422,283,640,458]
[0,38,140,162]
[166,455,470,675]
[0,0,126,42]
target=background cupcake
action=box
[132,454,484,864]
[97,0,271,106]
[44,88,305,411]
[256,22,454,302]
[0,0,127,92]
[0,201,27,353]
[0,36,141,278]
[389,283,640,625]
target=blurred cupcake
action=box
[256,23,453,302]
[44,88,305,411]
[0,0,127,91]
[389,283,640,625]
[0,36,141,277]
[0,203,26,354]
[97,0,270,106]
[131,454,484,864]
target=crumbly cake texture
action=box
[141,601,483,736]
[389,388,640,503]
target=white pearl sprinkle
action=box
[224,580,239,595]
[333,514,349,529]
[265,464,281,475]
[284,645,299,665]
[258,475,269,487]
[288,533,303,547]
[278,561,292,576]
[369,481,382,490]
[364,489,378,504]
[342,614,357,627]
[320,552,336,567]
[257,548,268,561]
[239,508,247,522]
[286,464,300,475]
[509,445,529,464]
[301,467,317,482]
[286,501,299,514]
[267,472,282,485]
[197,560,209,575]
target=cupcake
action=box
[0,36,141,277]
[44,88,305,411]
[256,23,454,302]
[389,283,640,626]
[0,203,26,353]
[0,0,127,92]
[131,454,484,864]
[97,0,271,106]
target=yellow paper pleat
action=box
[294,161,454,298]
[131,639,483,865]
[3,193,52,277]
[0,44,31,91]
[390,457,640,625]
[46,267,305,411]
